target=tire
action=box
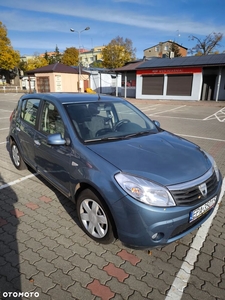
[10,140,27,170]
[76,189,116,244]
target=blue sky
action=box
[0,0,225,59]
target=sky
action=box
[0,0,225,59]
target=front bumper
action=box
[112,175,222,249]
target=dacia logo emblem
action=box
[199,183,207,197]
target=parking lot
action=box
[0,93,225,300]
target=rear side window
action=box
[20,98,41,126]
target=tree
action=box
[44,45,62,64]
[26,56,48,71]
[102,36,136,69]
[89,60,103,68]
[44,51,49,62]
[0,21,20,83]
[61,47,79,66]
[170,42,181,57]
[189,32,223,55]
[54,45,62,63]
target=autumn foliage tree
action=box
[25,56,48,71]
[102,36,136,69]
[61,47,79,66]
[0,21,20,83]
[189,32,223,55]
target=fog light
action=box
[151,232,164,241]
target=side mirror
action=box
[153,120,160,128]
[47,133,68,146]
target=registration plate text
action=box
[189,196,217,223]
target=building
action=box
[114,60,146,98]
[115,54,225,101]
[20,55,36,62]
[26,63,89,93]
[84,68,121,95]
[80,46,105,68]
[38,46,105,68]
[144,41,187,59]
[39,51,62,58]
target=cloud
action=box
[1,0,224,36]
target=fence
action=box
[0,86,24,93]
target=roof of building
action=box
[113,54,225,73]
[144,41,188,51]
[26,63,89,75]
[138,53,225,69]
[114,60,147,72]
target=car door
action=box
[34,100,72,196]
[16,97,41,168]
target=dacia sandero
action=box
[8,93,222,248]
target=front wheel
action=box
[76,189,116,244]
[10,140,27,170]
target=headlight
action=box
[115,173,176,207]
[203,151,220,181]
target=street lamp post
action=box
[70,27,90,92]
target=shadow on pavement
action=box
[0,174,21,300]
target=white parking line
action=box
[148,115,201,121]
[141,104,162,112]
[0,173,38,190]
[0,127,9,131]
[150,105,186,115]
[166,178,225,300]
[203,107,225,122]
[175,133,225,143]
[0,109,13,112]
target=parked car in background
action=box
[8,93,222,249]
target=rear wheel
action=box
[10,141,26,170]
[76,189,115,244]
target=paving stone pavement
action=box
[0,95,224,300]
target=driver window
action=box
[114,102,146,128]
[40,101,65,137]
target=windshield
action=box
[64,101,159,142]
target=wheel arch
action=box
[74,182,118,239]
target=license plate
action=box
[189,196,217,223]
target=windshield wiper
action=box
[84,136,123,143]
[123,130,153,139]
[84,131,153,143]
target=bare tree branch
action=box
[189,32,223,55]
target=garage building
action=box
[116,54,225,101]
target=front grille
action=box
[170,172,218,206]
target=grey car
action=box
[8,93,222,249]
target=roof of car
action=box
[22,92,125,103]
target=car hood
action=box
[87,131,211,186]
